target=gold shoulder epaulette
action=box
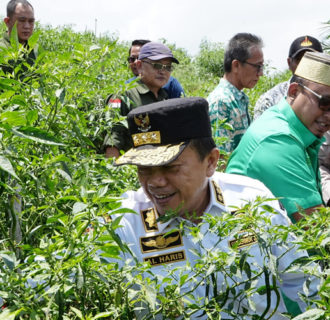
[211,180,225,205]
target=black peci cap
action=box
[115,97,212,166]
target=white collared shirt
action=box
[111,172,318,319]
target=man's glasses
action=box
[127,56,138,63]
[142,60,174,72]
[242,61,264,73]
[299,83,330,112]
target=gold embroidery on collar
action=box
[211,180,224,205]
[144,250,186,266]
[141,208,158,232]
[140,231,182,253]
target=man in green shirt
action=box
[104,42,179,158]
[226,52,330,223]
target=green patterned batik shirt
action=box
[207,78,250,152]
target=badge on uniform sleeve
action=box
[108,98,121,109]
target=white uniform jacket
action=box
[111,172,319,319]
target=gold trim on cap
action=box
[132,131,161,147]
[115,143,186,167]
[295,52,330,87]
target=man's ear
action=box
[287,57,292,68]
[231,59,240,73]
[286,82,301,105]
[4,17,10,28]
[287,82,299,98]
[136,60,142,74]
[206,148,220,177]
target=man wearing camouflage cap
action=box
[111,97,318,318]
[227,51,330,223]
[104,42,179,158]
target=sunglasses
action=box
[242,61,264,73]
[142,60,174,72]
[127,56,138,63]
[299,84,330,112]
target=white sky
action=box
[2,0,330,71]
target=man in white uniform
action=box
[112,97,318,319]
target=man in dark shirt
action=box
[126,39,184,98]
[104,42,179,158]
[0,0,37,75]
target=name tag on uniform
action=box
[144,250,186,266]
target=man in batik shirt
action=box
[207,33,263,152]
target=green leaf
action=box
[0,155,19,180]
[76,264,84,289]
[9,24,19,50]
[292,309,325,320]
[0,90,15,99]
[0,308,24,320]
[90,45,101,51]
[56,88,66,103]
[0,253,16,270]
[73,202,88,214]
[56,168,72,183]
[0,78,19,91]
[12,127,65,146]
[1,111,26,126]
[92,312,113,320]
[70,307,84,320]
[27,30,40,49]
[10,95,27,107]
[26,110,38,125]
[96,185,108,198]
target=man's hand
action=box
[105,146,120,159]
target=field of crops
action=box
[0,23,329,319]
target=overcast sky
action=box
[2,0,330,71]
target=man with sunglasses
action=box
[207,33,264,153]
[227,52,330,223]
[253,36,323,120]
[126,39,184,99]
[104,42,179,158]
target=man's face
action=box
[236,46,264,90]
[4,3,35,44]
[291,81,330,138]
[128,45,141,76]
[137,146,218,219]
[137,58,172,93]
